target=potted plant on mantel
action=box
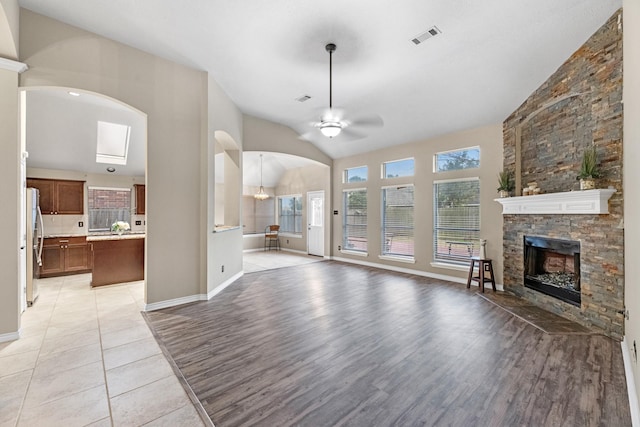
[577,145,600,190]
[497,170,515,198]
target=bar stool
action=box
[466,257,496,293]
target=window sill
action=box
[279,233,302,239]
[430,261,471,272]
[341,249,368,257]
[379,255,415,264]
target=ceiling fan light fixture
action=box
[320,121,342,138]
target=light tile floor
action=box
[0,252,321,426]
[243,250,324,273]
[0,274,205,427]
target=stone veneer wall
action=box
[502,11,624,340]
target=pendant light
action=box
[320,43,342,138]
[254,154,269,200]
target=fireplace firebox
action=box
[523,236,580,306]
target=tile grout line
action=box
[14,278,63,427]
[93,280,116,427]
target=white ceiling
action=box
[240,152,326,188]
[19,0,621,159]
[25,88,146,177]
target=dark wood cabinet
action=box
[91,237,144,287]
[134,184,145,215]
[39,236,92,278]
[27,178,85,215]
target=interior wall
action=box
[0,0,18,58]
[623,0,640,411]
[273,164,331,254]
[332,124,503,283]
[243,115,332,166]
[19,9,208,305]
[207,78,244,295]
[0,67,20,338]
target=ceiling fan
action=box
[306,43,383,140]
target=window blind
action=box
[382,186,414,257]
[343,189,367,252]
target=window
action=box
[88,187,131,232]
[434,147,480,172]
[242,196,275,234]
[96,121,131,165]
[382,158,414,178]
[278,195,302,234]
[344,166,368,183]
[343,189,367,252]
[433,179,480,263]
[382,186,414,258]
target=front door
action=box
[307,191,324,257]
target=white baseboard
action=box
[622,337,640,426]
[0,330,21,343]
[331,256,504,291]
[144,271,245,311]
[207,271,243,300]
[243,248,263,253]
[282,248,308,255]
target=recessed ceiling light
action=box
[106,167,116,173]
[68,91,80,97]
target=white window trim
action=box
[433,146,481,173]
[343,166,368,184]
[342,187,367,193]
[379,255,415,264]
[277,194,303,235]
[432,177,481,264]
[341,249,368,257]
[381,157,415,179]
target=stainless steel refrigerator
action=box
[26,187,44,306]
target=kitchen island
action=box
[87,234,145,287]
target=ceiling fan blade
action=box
[346,113,384,129]
[338,127,368,141]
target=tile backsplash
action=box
[42,214,146,236]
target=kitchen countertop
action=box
[86,233,146,242]
[44,232,146,239]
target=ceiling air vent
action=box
[295,95,312,102]
[411,26,441,45]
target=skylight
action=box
[96,121,131,165]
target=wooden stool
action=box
[466,257,496,293]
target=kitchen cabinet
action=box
[39,236,92,278]
[27,178,85,215]
[134,184,145,215]
[90,235,144,287]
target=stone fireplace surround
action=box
[501,11,624,340]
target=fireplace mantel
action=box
[494,189,616,215]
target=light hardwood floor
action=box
[145,261,632,426]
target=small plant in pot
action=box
[497,170,515,198]
[577,145,600,190]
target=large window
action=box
[88,187,131,232]
[344,166,368,183]
[382,186,414,258]
[382,158,414,178]
[434,147,480,172]
[433,179,480,263]
[242,196,275,234]
[278,195,302,234]
[343,189,367,252]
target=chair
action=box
[264,225,280,251]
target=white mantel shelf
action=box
[494,189,616,215]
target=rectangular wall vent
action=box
[411,26,441,45]
[295,95,312,102]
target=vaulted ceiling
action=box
[19,0,621,160]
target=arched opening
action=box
[20,86,148,307]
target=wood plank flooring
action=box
[144,261,631,426]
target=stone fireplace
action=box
[523,236,580,307]
[501,11,624,340]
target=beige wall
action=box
[0,67,20,338]
[0,0,18,58]
[19,10,210,305]
[243,115,332,167]
[207,78,244,294]
[332,124,504,283]
[623,0,640,411]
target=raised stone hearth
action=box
[501,11,623,340]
